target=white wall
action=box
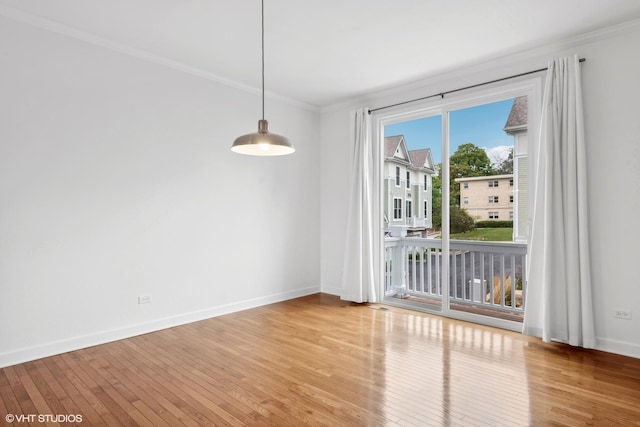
[320,21,640,358]
[319,108,351,296]
[0,16,321,367]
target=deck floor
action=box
[391,294,525,322]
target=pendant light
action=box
[231,0,294,156]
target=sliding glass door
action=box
[379,81,539,331]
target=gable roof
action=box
[384,135,434,173]
[408,148,435,172]
[504,96,528,134]
[384,135,405,159]
[384,135,412,163]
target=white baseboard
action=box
[0,285,320,368]
[6,286,636,368]
[596,337,640,359]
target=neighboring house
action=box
[384,135,434,237]
[504,96,528,243]
[456,174,514,221]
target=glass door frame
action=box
[374,77,542,331]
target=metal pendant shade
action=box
[231,120,294,156]
[231,0,294,156]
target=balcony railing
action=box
[384,237,527,319]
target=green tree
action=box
[449,143,493,206]
[430,168,475,233]
[450,206,476,233]
[430,144,496,231]
[431,165,442,229]
[494,147,514,175]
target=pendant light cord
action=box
[261,0,265,121]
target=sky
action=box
[384,98,515,165]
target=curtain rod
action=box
[368,58,586,114]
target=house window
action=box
[488,180,499,187]
[463,197,469,204]
[406,171,410,189]
[488,196,499,203]
[393,198,402,219]
[510,195,514,203]
[463,182,469,189]
[424,175,428,191]
[406,200,412,218]
[489,212,499,219]
[424,200,428,218]
[510,178,514,186]
[395,166,400,187]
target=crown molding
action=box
[0,5,320,113]
[321,17,640,114]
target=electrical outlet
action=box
[613,309,632,320]
[138,294,152,304]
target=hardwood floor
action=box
[2,293,640,426]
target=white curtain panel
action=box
[523,55,596,348]
[340,108,382,303]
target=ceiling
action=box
[2,0,640,108]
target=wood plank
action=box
[43,356,106,426]
[3,365,40,422]
[1,293,639,426]
[0,370,18,424]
